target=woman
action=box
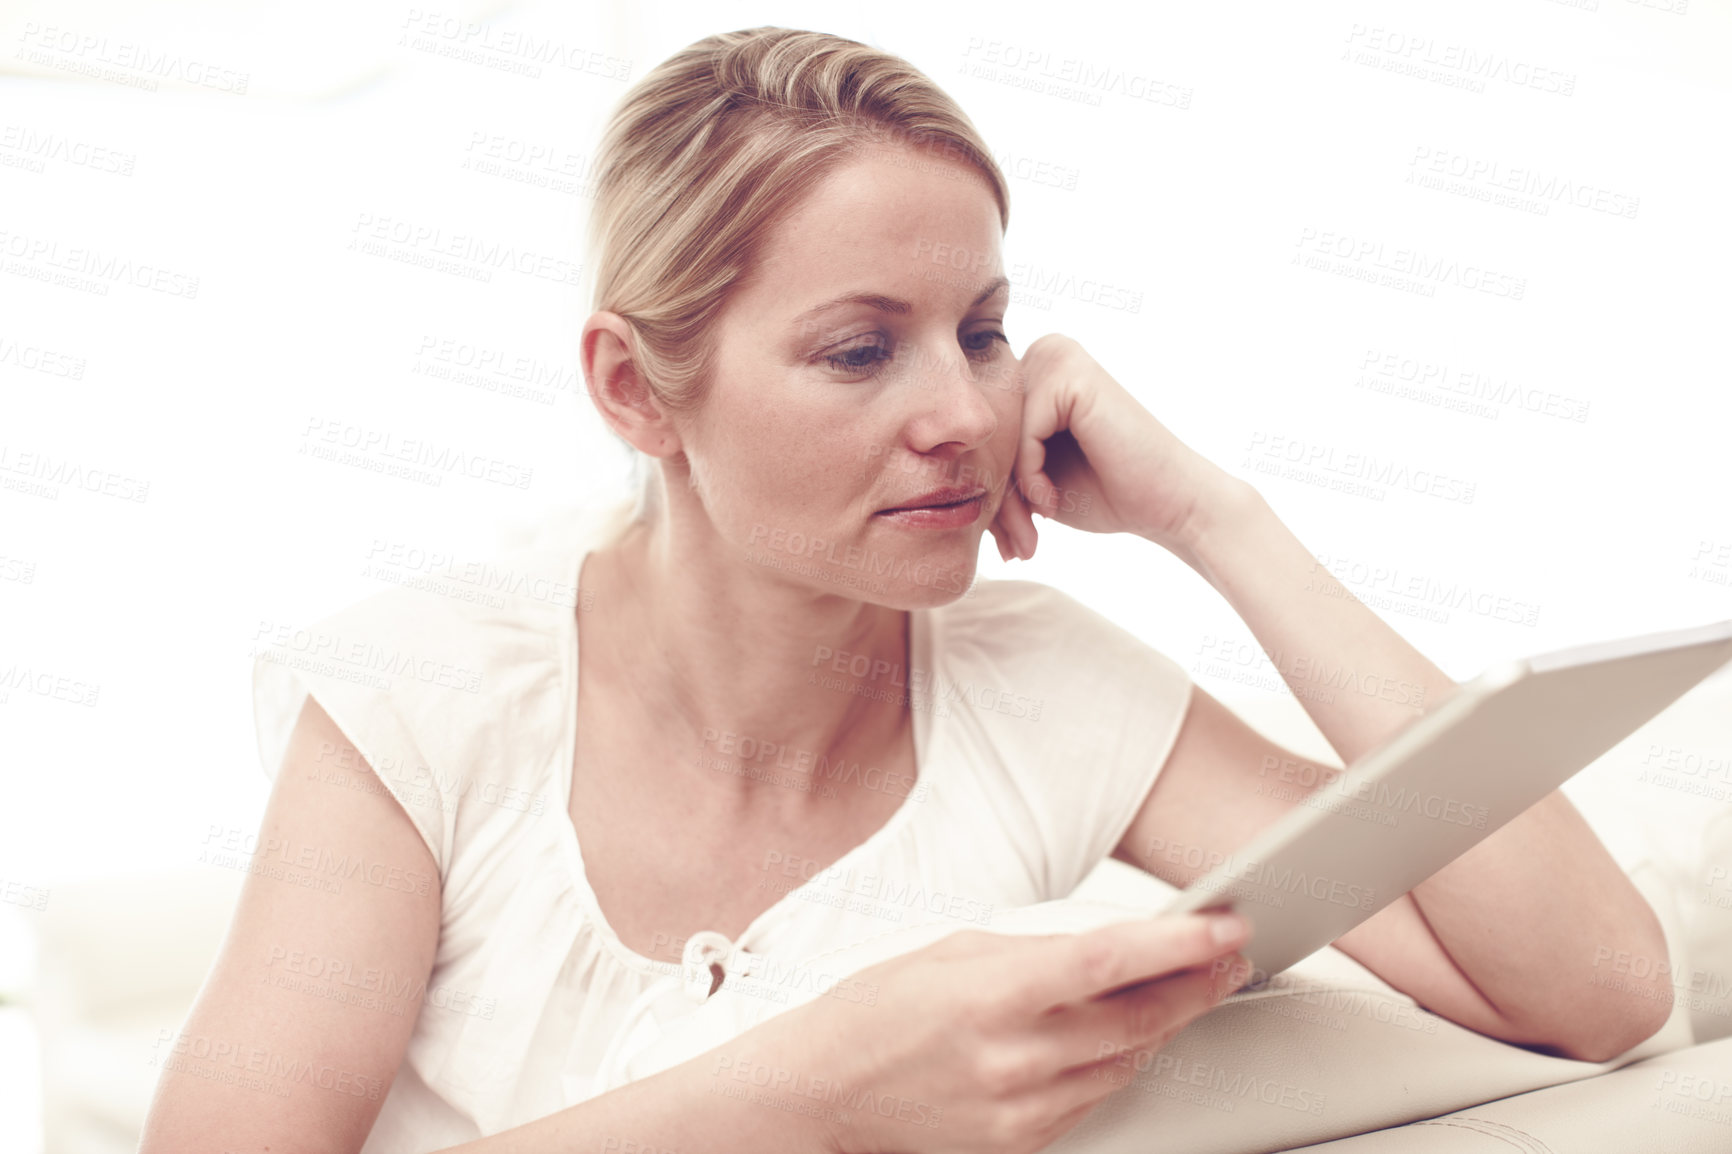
[140,27,1672,1154]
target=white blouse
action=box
[249,501,1194,1151]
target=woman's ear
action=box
[581,311,683,459]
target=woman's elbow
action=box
[1544,909,1676,1063]
[1547,987,1673,1063]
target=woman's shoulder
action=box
[248,503,626,869]
[925,574,1194,730]
[933,576,1180,673]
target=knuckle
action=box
[974,1046,1037,1097]
[987,1098,1053,1144]
[1075,934,1125,990]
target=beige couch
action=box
[28,674,1732,1152]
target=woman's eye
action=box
[965,330,1009,360]
[819,331,1008,376]
[821,342,893,374]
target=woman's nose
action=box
[904,343,1002,452]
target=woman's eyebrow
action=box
[791,276,1011,329]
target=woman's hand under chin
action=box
[987,334,1252,568]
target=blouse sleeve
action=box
[249,586,473,880]
[937,579,1196,900]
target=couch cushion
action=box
[1281,1034,1732,1152]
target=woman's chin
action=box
[859,560,984,611]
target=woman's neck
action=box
[583,509,915,799]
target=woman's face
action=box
[672,142,1021,610]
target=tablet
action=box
[1162,617,1732,981]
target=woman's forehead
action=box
[740,149,1005,318]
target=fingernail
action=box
[1208,913,1250,947]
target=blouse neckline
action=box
[551,516,941,976]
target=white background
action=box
[1,0,1729,1147]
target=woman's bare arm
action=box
[1115,482,1672,1063]
[137,697,441,1153]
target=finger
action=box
[1015,1050,1144,1143]
[1051,960,1244,1070]
[1008,912,1252,1013]
[1014,376,1065,508]
[1049,1056,1143,1119]
[986,506,1015,562]
[996,473,1039,560]
[1018,468,1058,519]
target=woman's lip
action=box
[877,486,989,514]
[874,494,986,529]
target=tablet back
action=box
[1163,618,1732,980]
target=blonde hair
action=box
[584,27,1011,521]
